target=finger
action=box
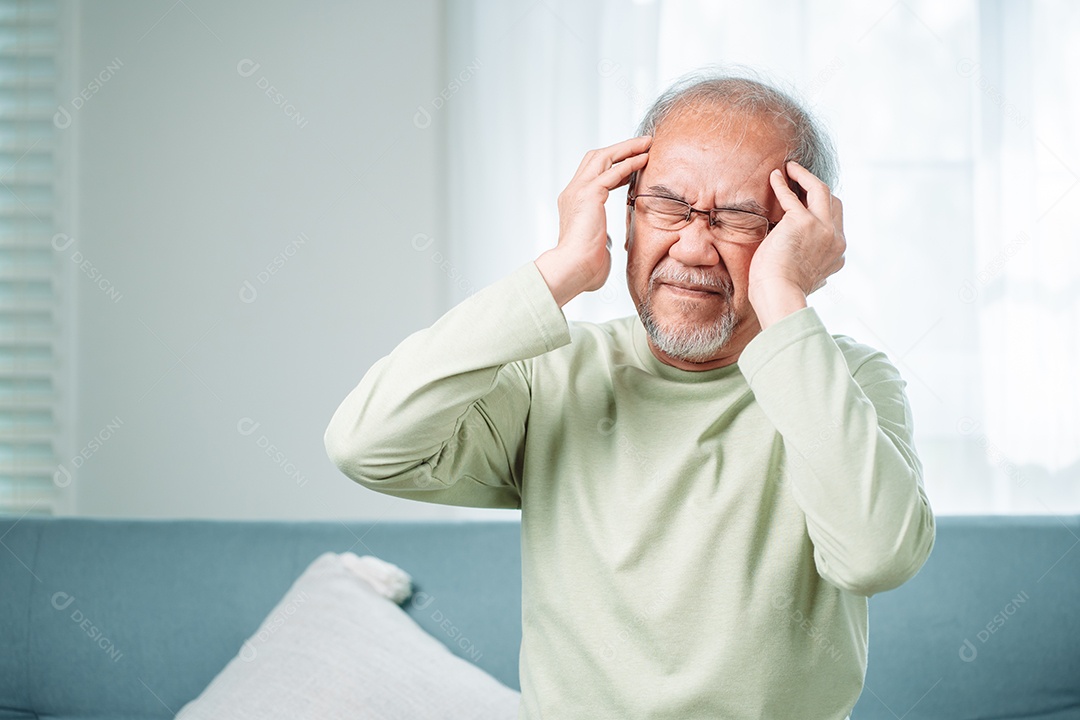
[769,168,807,215]
[595,150,649,191]
[577,135,652,177]
[785,161,832,218]
[602,134,653,163]
[830,195,844,233]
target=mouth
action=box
[660,281,721,298]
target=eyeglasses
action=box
[627,193,775,244]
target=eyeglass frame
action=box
[626,192,776,242]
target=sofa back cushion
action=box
[0,518,522,718]
[852,515,1080,719]
[1,516,1077,719]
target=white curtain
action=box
[444,0,1080,515]
[444,0,658,322]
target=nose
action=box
[667,212,721,267]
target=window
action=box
[444,0,1079,514]
[0,0,70,515]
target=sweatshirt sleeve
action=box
[737,306,936,597]
[324,261,572,509]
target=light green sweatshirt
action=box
[325,260,936,719]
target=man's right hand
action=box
[534,135,652,307]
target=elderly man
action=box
[325,70,935,719]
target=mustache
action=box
[649,266,734,296]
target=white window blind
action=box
[0,0,66,515]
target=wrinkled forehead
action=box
[649,100,793,161]
[640,102,792,201]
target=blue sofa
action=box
[1,515,1077,719]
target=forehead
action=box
[642,105,790,199]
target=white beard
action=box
[637,268,737,362]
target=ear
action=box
[624,205,632,251]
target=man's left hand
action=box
[747,160,846,328]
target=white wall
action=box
[69,0,500,520]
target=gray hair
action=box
[632,66,839,189]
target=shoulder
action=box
[830,332,903,383]
[526,315,636,374]
[568,315,635,347]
